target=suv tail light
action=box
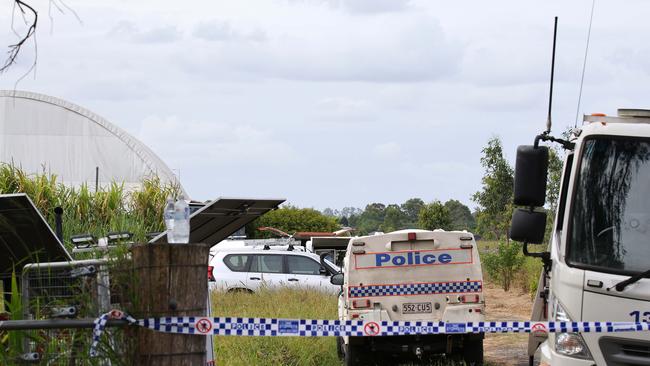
[352,299,371,309]
[208,266,215,282]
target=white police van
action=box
[331,229,485,365]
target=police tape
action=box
[89,310,650,357]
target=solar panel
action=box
[310,237,351,249]
[150,197,285,245]
[0,194,71,276]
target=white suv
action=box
[209,248,341,293]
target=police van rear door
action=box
[347,230,482,321]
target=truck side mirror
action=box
[509,208,547,244]
[514,145,549,207]
[330,273,344,286]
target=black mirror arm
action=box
[523,240,552,273]
[535,133,574,151]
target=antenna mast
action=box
[545,16,558,134]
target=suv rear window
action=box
[287,255,321,275]
[223,254,252,272]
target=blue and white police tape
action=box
[90,310,137,357]
[89,311,650,356]
[134,317,650,337]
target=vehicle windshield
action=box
[568,137,650,274]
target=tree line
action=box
[248,136,562,241]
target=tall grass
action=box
[211,288,341,366]
[0,164,178,364]
[0,164,180,248]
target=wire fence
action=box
[1,259,133,365]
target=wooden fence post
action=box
[131,243,209,366]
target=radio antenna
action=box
[545,16,558,134]
[574,0,596,127]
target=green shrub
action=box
[519,257,544,298]
[482,241,524,291]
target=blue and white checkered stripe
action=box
[89,313,650,356]
[349,280,482,298]
[89,310,137,357]
[128,317,650,336]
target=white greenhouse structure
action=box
[0,90,184,193]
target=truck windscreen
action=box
[568,137,650,274]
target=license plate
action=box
[402,302,432,314]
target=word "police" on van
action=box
[354,249,472,269]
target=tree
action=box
[356,203,386,234]
[417,201,451,231]
[444,199,475,231]
[341,207,362,218]
[322,208,339,217]
[339,216,349,226]
[546,147,563,215]
[472,137,514,241]
[401,198,424,227]
[482,241,525,291]
[544,147,564,240]
[247,206,339,238]
[2,1,80,74]
[2,1,37,73]
[380,204,406,232]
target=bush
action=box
[518,257,544,298]
[482,241,524,291]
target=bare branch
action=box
[48,0,64,34]
[57,0,83,25]
[1,0,38,74]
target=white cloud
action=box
[373,142,401,158]
[192,20,267,43]
[177,12,462,83]
[137,115,300,169]
[108,21,182,43]
[326,0,413,14]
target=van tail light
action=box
[208,266,216,282]
[407,232,417,241]
[459,294,479,303]
[351,313,360,319]
[352,299,371,309]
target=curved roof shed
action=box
[0,90,184,193]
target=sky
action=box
[1,0,650,211]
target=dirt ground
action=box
[483,282,535,366]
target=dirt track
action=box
[483,282,534,366]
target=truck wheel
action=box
[336,337,344,359]
[344,343,371,365]
[462,339,484,365]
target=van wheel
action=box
[344,343,371,365]
[462,339,484,365]
[336,337,344,359]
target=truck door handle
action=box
[250,277,261,280]
[288,278,299,282]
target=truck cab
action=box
[511,109,650,365]
[336,229,484,365]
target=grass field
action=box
[209,287,514,366]
[210,288,341,366]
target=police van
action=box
[331,229,485,365]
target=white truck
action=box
[510,109,650,365]
[330,229,485,365]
